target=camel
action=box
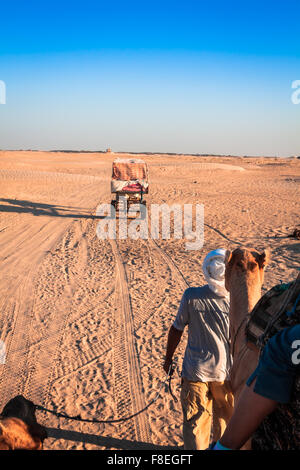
[0,395,47,450]
[224,247,270,449]
[225,247,270,401]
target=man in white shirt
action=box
[163,249,233,450]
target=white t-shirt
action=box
[173,285,232,382]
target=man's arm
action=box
[163,325,183,374]
[215,325,300,450]
[219,379,277,449]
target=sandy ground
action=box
[0,150,299,450]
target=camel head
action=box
[225,247,270,312]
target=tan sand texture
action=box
[0,151,299,449]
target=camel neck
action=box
[229,283,261,332]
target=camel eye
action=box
[249,262,258,271]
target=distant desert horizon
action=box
[1,148,299,159]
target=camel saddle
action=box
[246,272,300,351]
[246,272,300,450]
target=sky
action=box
[0,0,299,156]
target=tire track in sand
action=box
[109,239,151,443]
[22,220,89,406]
[147,238,189,290]
[0,218,71,409]
[0,170,106,410]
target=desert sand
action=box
[0,150,299,450]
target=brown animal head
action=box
[0,395,47,450]
[225,247,270,309]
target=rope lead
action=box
[35,361,178,424]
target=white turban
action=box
[202,248,229,298]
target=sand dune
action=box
[0,151,299,449]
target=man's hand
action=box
[163,357,174,375]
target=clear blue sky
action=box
[0,0,299,155]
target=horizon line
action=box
[0,149,298,158]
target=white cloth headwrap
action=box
[202,248,229,298]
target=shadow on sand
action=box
[0,198,101,220]
[0,198,145,222]
[45,427,178,450]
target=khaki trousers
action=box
[180,378,234,450]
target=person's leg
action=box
[209,381,234,442]
[180,378,213,450]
